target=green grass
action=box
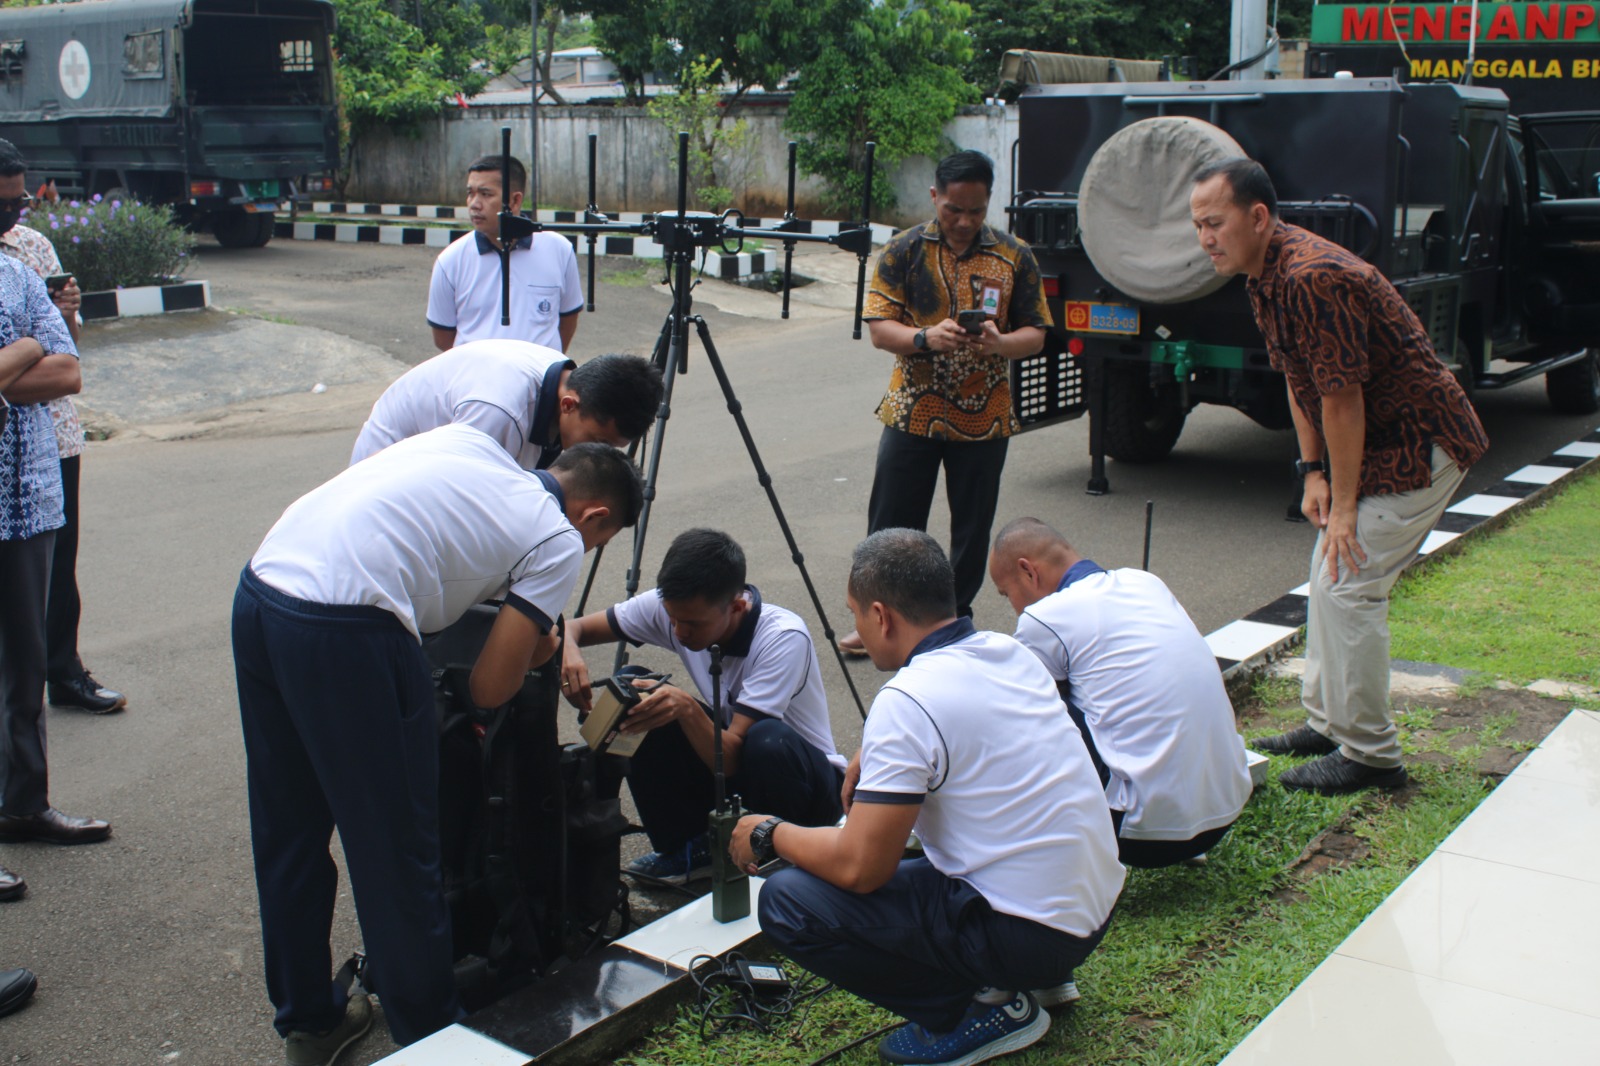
[1388,468,1600,687]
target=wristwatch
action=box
[912,328,929,351]
[1293,457,1329,478]
[749,816,785,865]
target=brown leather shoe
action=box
[0,807,111,845]
[837,630,870,658]
[0,865,24,901]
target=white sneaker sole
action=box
[1032,980,1080,1007]
[946,1009,1050,1066]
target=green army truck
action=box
[0,0,339,248]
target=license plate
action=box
[1063,300,1139,335]
[244,179,281,200]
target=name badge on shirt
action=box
[980,285,1001,315]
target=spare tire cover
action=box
[1078,117,1246,305]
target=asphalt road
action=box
[1,233,1594,1065]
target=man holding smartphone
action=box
[0,140,126,715]
[839,150,1052,656]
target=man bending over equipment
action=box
[561,528,846,886]
[734,529,1123,1066]
[989,518,1252,869]
[351,340,661,468]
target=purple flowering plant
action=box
[35,195,195,292]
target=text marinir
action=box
[1312,3,1600,44]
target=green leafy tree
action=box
[647,57,761,213]
[786,0,977,216]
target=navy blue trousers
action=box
[626,705,843,853]
[760,858,1108,1032]
[232,567,463,1046]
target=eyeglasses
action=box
[0,194,32,213]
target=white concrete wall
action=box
[346,103,1017,231]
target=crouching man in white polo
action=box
[989,518,1252,869]
[732,529,1123,1066]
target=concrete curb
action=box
[79,280,210,322]
[1204,431,1600,683]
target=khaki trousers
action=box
[1302,446,1466,768]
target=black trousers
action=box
[626,706,844,854]
[867,427,1009,615]
[45,454,81,681]
[0,530,55,815]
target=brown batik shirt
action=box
[863,220,1052,442]
[1247,223,1488,498]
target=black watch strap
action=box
[913,328,928,351]
[750,816,785,865]
[1294,458,1329,478]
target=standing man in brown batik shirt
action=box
[838,151,1051,656]
[1191,158,1488,795]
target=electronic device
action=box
[735,959,791,993]
[578,671,670,758]
[706,645,751,923]
[44,273,71,291]
[957,308,988,335]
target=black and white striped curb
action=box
[1201,431,1600,679]
[80,279,209,322]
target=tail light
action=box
[1042,276,1060,298]
[189,180,221,197]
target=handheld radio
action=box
[706,645,751,922]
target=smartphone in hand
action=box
[956,309,988,336]
[45,273,72,292]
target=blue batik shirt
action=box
[0,254,77,541]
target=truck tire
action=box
[1078,117,1245,305]
[1546,348,1600,415]
[1101,362,1188,463]
[214,210,274,249]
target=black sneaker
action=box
[1251,724,1335,757]
[47,670,126,715]
[1280,752,1408,796]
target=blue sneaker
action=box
[879,991,1049,1065]
[624,836,713,886]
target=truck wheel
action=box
[1546,348,1600,415]
[214,211,274,249]
[1101,362,1188,463]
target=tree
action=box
[786,0,977,216]
[647,58,760,213]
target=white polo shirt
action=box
[350,339,571,469]
[426,230,583,351]
[856,621,1124,938]
[252,424,583,640]
[1014,562,1253,842]
[607,586,845,771]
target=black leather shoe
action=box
[0,865,24,901]
[0,968,38,1017]
[1251,724,1337,757]
[0,807,112,845]
[48,670,127,714]
[1280,752,1408,795]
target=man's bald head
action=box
[989,517,1082,614]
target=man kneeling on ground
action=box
[990,518,1253,868]
[561,528,846,885]
[733,529,1123,1066]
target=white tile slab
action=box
[1438,774,1600,884]
[615,876,766,969]
[1204,619,1299,662]
[1553,441,1600,459]
[1416,529,1461,555]
[1218,954,1600,1066]
[115,286,166,317]
[1246,749,1269,788]
[1289,582,1311,597]
[1337,850,1600,1019]
[371,1023,531,1065]
[1445,494,1520,518]
[1505,711,1600,788]
[1502,464,1570,486]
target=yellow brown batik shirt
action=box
[863,220,1052,442]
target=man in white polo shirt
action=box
[232,429,642,1061]
[560,528,845,886]
[989,518,1252,869]
[426,154,583,352]
[349,341,662,468]
[735,529,1123,1066]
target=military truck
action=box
[1005,78,1600,492]
[0,0,340,248]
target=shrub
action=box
[25,195,196,292]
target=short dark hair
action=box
[848,529,956,625]
[567,354,663,442]
[467,154,527,196]
[934,150,994,194]
[0,138,26,179]
[549,442,643,529]
[1193,158,1278,217]
[656,528,746,605]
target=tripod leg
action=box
[690,316,868,721]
